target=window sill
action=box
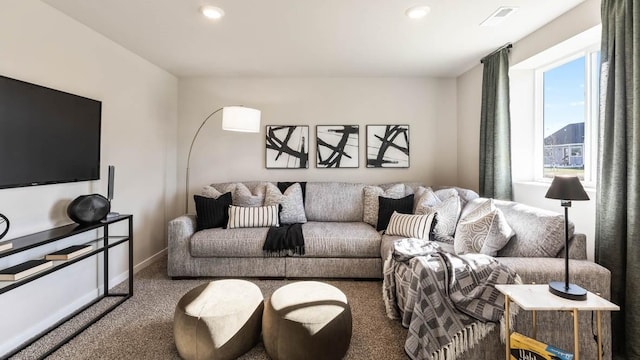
[513,180,596,193]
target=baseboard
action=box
[1,288,99,357]
[134,247,167,274]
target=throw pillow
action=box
[416,192,462,243]
[233,183,266,206]
[386,210,436,239]
[363,184,405,226]
[376,194,414,231]
[227,205,280,229]
[277,182,307,203]
[454,199,514,256]
[264,183,307,224]
[193,192,232,230]
[201,183,237,198]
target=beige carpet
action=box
[13,259,408,359]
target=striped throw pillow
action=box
[227,205,280,229]
[385,211,435,239]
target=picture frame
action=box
[265,125,309,169]
[316,125,359,168]
[366,125,410,168]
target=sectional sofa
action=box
[167,181,612,359]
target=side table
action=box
[495,284,619,360]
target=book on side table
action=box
[45,245,93,260]
[0,259,53,281]
[0,242,12,252]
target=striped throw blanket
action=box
[383,238,520,360]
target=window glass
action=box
[542,56,586,179]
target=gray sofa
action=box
[168,181,612,359]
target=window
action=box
[535,48,600,184]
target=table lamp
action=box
[545,175,590,300]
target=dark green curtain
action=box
[479,47,513,200]
[596,1,639,359]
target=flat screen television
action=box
[0,75,101,189]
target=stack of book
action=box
[510,332,574,360]
[45,245,92,260]
[0,242,12,252]
[0,259,53,281]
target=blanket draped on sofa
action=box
[383,238,520,360]
[263,223,305,256]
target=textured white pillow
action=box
[454,199,514,256]
[264,183,307,224]
[227,205,279,229]
[201,184,236,199]
[233,183,266,206]
[363,184,405,226]
[386,211,436,239]
[416,191,461,243]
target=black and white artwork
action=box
[316,125,359,168]
[265,125,309,169]
[366,125,410,168]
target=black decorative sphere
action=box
[67,194,111,224]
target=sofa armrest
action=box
[497,257,611,299]
[557,233,587,260]
[168,215,196,277]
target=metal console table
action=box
[0,215,133,359]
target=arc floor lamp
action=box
[185,106,261,212]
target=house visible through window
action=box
[537,48,600,182]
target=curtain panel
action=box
[596,0,640,358]
[479,47,513,200]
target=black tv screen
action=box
[0,75,101,189]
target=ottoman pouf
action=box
[174,280,264,360]
[263,281,352,360]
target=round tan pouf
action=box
[263,281,352,360]
[174,280,264,360]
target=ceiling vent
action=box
[480,6,518,27]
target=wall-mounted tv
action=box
[0,75,101,189]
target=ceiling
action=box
[42,0,585,78]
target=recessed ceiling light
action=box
[405,5,431,19]
[201,5,224,20]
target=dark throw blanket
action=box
[263,223,305,256]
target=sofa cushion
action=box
[264,183,307,224]
[194,193,232,230]
[305,182,365,222]
[491,199,573,257]
[302,222,381,258]
[386,211,435,239]
[191,227,270,257]
[454,199,514,256]
[227,205,280,229]
[363,184,405,226]
[376,194,414,231]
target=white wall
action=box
[0,0,178,355]
[178,77,458,213]
[455,0,601,260]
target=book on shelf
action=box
[0,242,12,252]
[0,259,53,281]
[45,245,93,260]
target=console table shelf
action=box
[0,215,133,360]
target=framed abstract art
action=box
[265,125,309,169]
[316,125,359,168]
[366,125,409,168]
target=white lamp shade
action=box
[222,106,261,133]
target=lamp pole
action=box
[185,107,224,213]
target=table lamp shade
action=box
[222,106,261,133]
[545,175,590,201]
